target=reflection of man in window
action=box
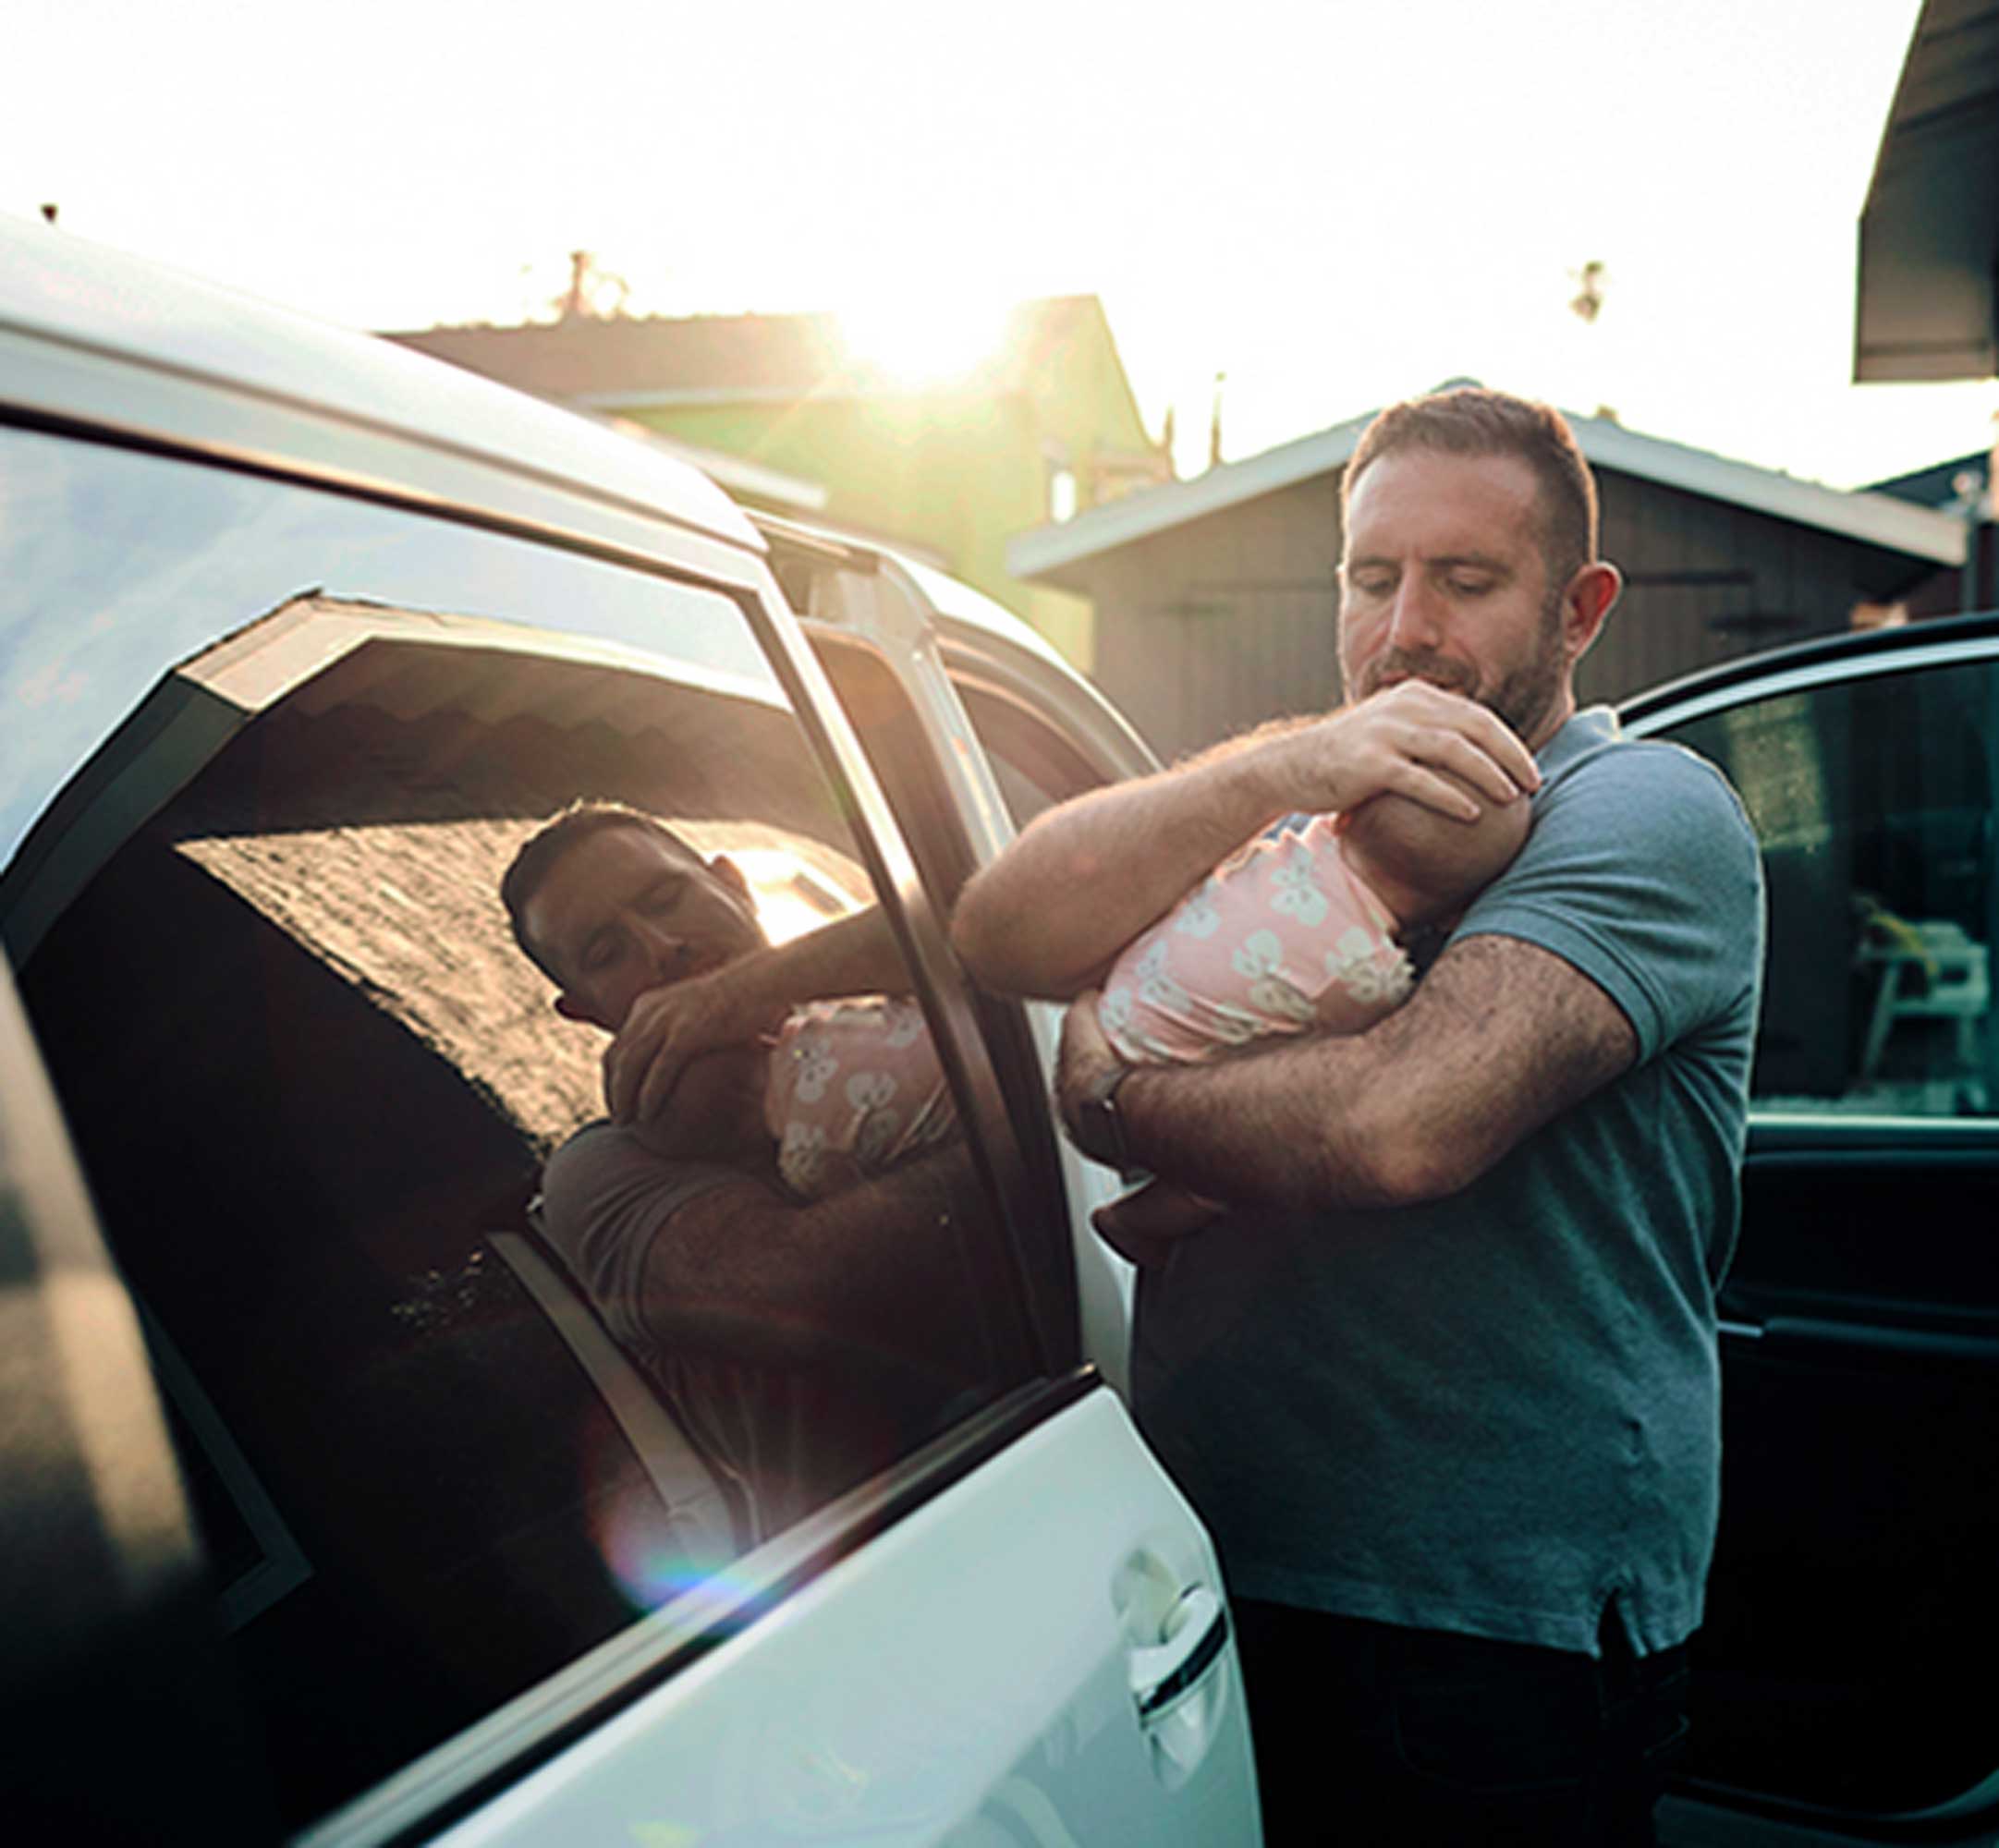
[501,804,983,1544]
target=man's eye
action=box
[1349,575,1394,598]
[1448,578,1495,597]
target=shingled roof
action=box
[387,297,1109,408]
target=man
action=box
[502,803,984,1546]
[951,388,1763,1843]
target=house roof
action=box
[1868,447,1993,511]
[386,295,1115,409]
[1008,396,1969,590]
[1855,0,1999,383]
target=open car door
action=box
[1626,613,1999,1846]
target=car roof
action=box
[0,213,762,554]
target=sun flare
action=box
[835,295,1017,390]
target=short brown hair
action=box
[500,801,702,985]
[1342,387,1598,592]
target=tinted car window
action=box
[2,429,1022,1829]
[0,426,774,871]
[1663,657,1997,1119]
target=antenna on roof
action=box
[556,250,631,321]
[1569,260,1608,324]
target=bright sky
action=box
[8,0,1993,491]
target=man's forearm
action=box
[1115,1038,1408,1211]
[717,904,909,1027]
[953,741,1297,998]
[956,687,1543,1003]
[1105,936,1638,1213]
[639,1144,986,1383]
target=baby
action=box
[1089,781,1530,1245]
[762,994,958,1198]
[758,780,1526,1222]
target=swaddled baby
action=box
[1087,779,1530,1243]
[761,780,1525,1227]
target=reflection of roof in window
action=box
[23,590,873,1151]
[177,817,870,1151]
[179,818,602,1151]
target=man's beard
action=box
[1353,598,1567,741]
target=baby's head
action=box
[1338,772,1530,932]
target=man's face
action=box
[1337,448,1578,749]
[521,825,767,1032]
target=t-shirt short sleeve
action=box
[1449,737,1762,1062]
[538,1122,745,1358]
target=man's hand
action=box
[1265,681,1540,823]
[1054,990,1126,1154]
[1091,1177,1221,1269]
[606,968,782,1126]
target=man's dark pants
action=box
[1234,1598,1690,1846]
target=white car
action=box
[0,218,1258,1843]
[10,215,1998,1848]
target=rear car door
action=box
[0,258,1258,1843]
[1623,615,1999,1845]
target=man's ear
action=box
[554,990,603,1028]
[708,853,753,904]
[1561,561,1622,664]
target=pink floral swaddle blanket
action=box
[764,997,958,1199]
[1098,814,1414,1065]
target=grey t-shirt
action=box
[1132,706,1764,1657]
[540,1122,889,1544]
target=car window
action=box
[1,427,1030,1830]
[1655,654,1997,1121]
[952,677,1118,830]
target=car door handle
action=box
[1129,1586,1229,1719]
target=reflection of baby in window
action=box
[762,996,957,1198]
[1091,784,1529,1245]
[761,785,1527,1226]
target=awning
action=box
[1856,0,1999,383]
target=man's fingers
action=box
[1355,688,1541,815]
[1403,686,1541,795]
[634,1036,690,1126]
[1054,989,1115,1139]
[1091,1202,1170,1268]
[1062,987,1113,1062]
[603,1003,663,1122]
[603,1040,632,1122]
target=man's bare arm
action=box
[1058,934,1637,1212]
[609,902,908,1124]
[953,684,1541,1000]
[633,1145,988,1386]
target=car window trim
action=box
[1623,626,1999,738]
[0,323,765,567]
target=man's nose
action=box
[634,917,690,979]
[1385,579,1444,650]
